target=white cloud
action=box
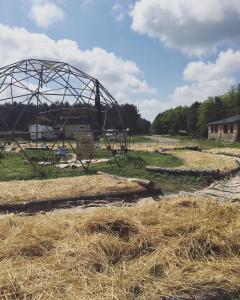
[112,2,125,22]
[171,49,240,106]
[131,0,240,55]
[30,0,64,28]
[115,12,125,22]
[137,49,240,121]
[138,49,240,120]
[82,0,93,6]
[137,98,163,121]
[0,23,154,115]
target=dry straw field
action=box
[206,148,240,158]
[168,150,239,172]
[0,196,240,299]
[0,174,142,204]
[130,143,239,173]
[130,143,181,152]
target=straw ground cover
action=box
[130,142,182,152]
[0,196,240,299]
[206,148,240,158]
[0,174,142,204]
[167,150,239,173]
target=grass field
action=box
[165,134,240,149]
[2,135,234,195]
[0,150,212,194]
[131,135,153,143]
[0,150,181,180]
[0,196,239,299]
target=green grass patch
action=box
[0,152,43,181]
[131,135,152,143]
[90,152,211,194]
[0,150,181,181]
[128,151,182,168]
[164,134,240,149]
[0,150,212,194]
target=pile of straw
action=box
[0,196,239,299]
[0,174,142,204]
[168,150,238,172]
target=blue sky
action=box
[0,0,240,121]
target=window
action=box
[224,125,228,133]
[211,125,214,133]
[214,125,218,133]
[230,124,234,133]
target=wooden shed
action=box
[208,115,240,141]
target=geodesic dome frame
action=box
[0,58,129,172]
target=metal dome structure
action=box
[0,59,128,173]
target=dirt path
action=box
[144,135,180,145]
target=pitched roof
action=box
[208,115,240,125]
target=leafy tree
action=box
[0,101,149,135]
[197,96,226,137]
[152,84,240,137]
[120,104,141,133]
[187,102,201,136]
[152,106,189,135]
[136,118,151,134]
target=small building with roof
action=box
[208,115,240,141]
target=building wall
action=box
[64,124,90,139]
[208,122,239,141]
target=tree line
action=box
[0,101,151,135]
[152,84,240,137]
